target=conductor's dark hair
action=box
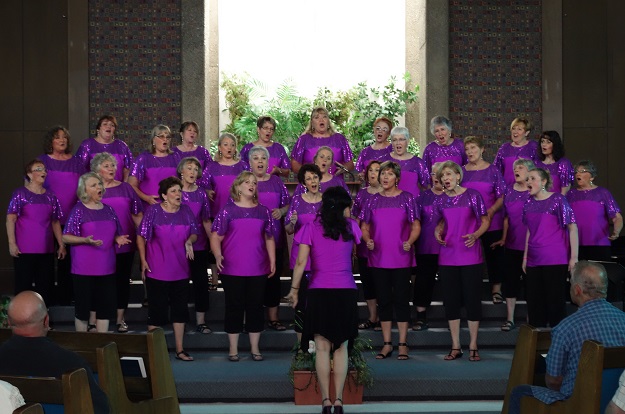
[318,186,354,242]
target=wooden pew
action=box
[0,368,94,414]
[13,403,44,414]
[0,328,180,414]
[97,341,177,414]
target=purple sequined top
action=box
[536,158,574,194]
[130,152,180,207]
[38,155,84,225]
[75,138,133,182]
[352,188,379,258]
[241,142,290,174]
[290,133,353,175]
[7,187,63,254]
[434,188,487,266]
[566,187,620,247]
[181,188,211,251]
[63,202,123,276]
[101,182,143,254]
[211,203,273,276]
[503,187,531,251]
[258,175,290,248]
[380,154,430,198]
[355,145,392,172]
[493,140,539,186]
[523,194,576,266]
[461,165,506,231]
[422,139,468,172]
[295,218,361,289]
[205,161,248,218]
[292,175,350,198]
[172,145,213,188]
[286,195,321,270]
[137,204,199,282]
[361,191,420,269]
[415,189,443,255]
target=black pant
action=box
[525,264,568,327]
[14,253,54,306]
[438,264,483,321]
[357,257,377,300]
[502,248,525,299]
[413,254,439,308]
[481,230,505,285]
[371,267,412,322]
[189,249,210,312]
[115,252,135,310]
[221,274,267,333]
[263,248,284,307]
[579,245,612,262]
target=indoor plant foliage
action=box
[221,73,420,160]
[288,335,375,390]
[0,295,11,329]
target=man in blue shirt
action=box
[508,261,625,414]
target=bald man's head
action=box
[7,291,49,337]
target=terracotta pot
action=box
[293,370,364,405]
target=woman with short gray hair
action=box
[422,115,467,172]
[383,127,430,198]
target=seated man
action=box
[508,261,625,414]
[0,291,110,414]
[607,371,625,414]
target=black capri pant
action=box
[438,264,483,321]
[190,249,210,313]
[371,267,412,322]
[481,230,505,285]
[14,253,54,306]
[502,248,525,299]
[115,252,135,310]
[413,254,439,308]
[221,274,267,334]
[145,277,190,326]
[264,248,285,308]
[357,257,377,301]
[524,264,568,328]
[73,274,116,321]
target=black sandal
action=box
[444,349,463,360]
[195,323,212,334]
[333,397,344,414]
[376,342,393,359]
[358,319,375,329]
[501,320,516,332]
[492,292,504,304]
[412,320,429,331]
[87,324,97,332]
[267,320,286,331]
[469,349,481,362]
[175,350,194,361]
[321,398,332,414]
[397,342,409,360]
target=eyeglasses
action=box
[575,169,590,174]
[391,138,407,142]
[261,126,275,132]
[375,126,389,132]
[155,134,172,140]
[31,167,46,173]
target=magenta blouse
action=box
[257,175,290,249]
[292,176,350,198]
[286,195,321,271]
[75,138,133,182]
[503,187,531,251]
[355,145,392,173]
[361,191,420,269]
[422,138,467,172]
[137,204,199,282]
[461,165,506,231]
[241,142,290,174]
[101,182,143,254]
[130,152,179,207]
[7,187,63,254]
[205,161,248,218]
[181,188,211,251]
[380,154,431,198]
[352,188,378,259]
[172,145,213,188]
[63,202,123,276]
[211,203,273,277]
[536,158,574,194]
[493,140,539,186]
[415,189,443,255]
[290,133,353,175]
[295,218,361,289]
[523,193,576,266]
[566,187,620,247]
[38,155,84,225]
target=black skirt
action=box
[301,288,359,351]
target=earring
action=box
[542,186,546,191]
[218,150,222,157]
[395,182,398,187]
[304,186,307,193]
[238,191,241,195]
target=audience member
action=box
[607,371,625,414]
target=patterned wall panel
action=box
[88,0,182,155]
[449,0,542,161]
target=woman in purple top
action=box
[292,147,350,198]
[422,115,468,172]
[290,106,354,176]
[38,126,83,305]
[361,161,421,361]
[91,153,143,333]
[412,162,444,331]
[210,171,276,362]
[75,115,133,182]
[206,133,248,217]
[240,116,290,178]
[285,186,361,414]
[462,136,507,304]
[352,160,382,331]
[6,159,65,306]
[383,127,430,198]
[285,164,323,341]
[493,117,540,186]
[178,157,213,334]
[566,160,622,261]
[492,158,535,331]
[249,146,291,331]
[522,168,578,328]
[536,131,574,195]
[137,177,199,361]
[129,125,180,208]
[434,161,490,362]
[172,121,213,187]
[62,173,131,333]
[354,117,393,180]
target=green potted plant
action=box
[288,334,374,405]
[0,295,11,329]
